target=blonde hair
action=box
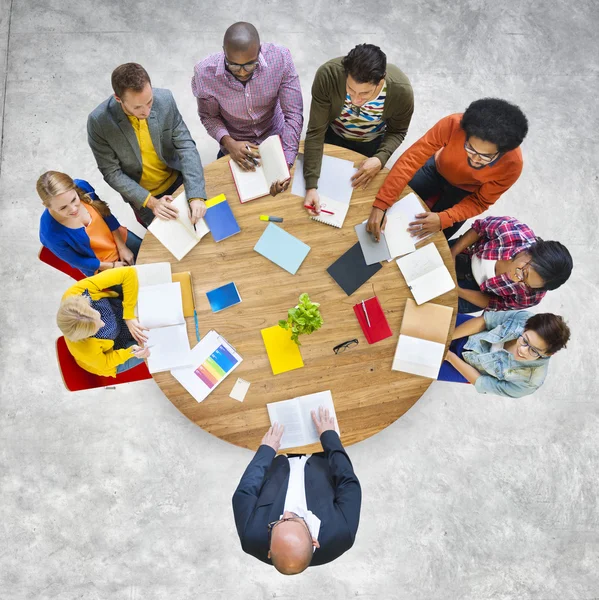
[37,170,111,218]
[57,296,100,341]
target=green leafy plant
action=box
[278,293,324,346]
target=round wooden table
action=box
[138,143,457,453]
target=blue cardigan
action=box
[39,179,122,277]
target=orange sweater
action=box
[373,113,523,229]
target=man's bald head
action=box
[269,520,314,575]
[223,22,260,53]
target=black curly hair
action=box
[461,98,528,153]
[341,44,386,85]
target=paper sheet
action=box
[134,262,172,288]
[396,243,443,282]
[291,154,357,204]
[392,334,446,379]
[267,399,306,449]
[229,378,250,402]
[146,323,192,374]
[137,282,185,329]
[311,196,350,229]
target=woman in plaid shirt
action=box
[450,216,573,313]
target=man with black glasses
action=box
[192,22,303,195]
[232,407,362,574]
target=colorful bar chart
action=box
[194,344,239,389]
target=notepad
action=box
[266,390,339,449]
[147,191,210,261]
[291,153,357,205]
[254,223,311,275]
[137,281,192,373]
[355,215,415,266]
[327,242,383,296]
[171,272,195,317]
[203,194,241,242]
[311,196,350,229]
[392,298,453,379]
[355,221,391,265]
[385,192,434,251]
[353,296,392,344]
[229,135,290,203]
[171,330,243,403]
[206,282,241,313]
[261,325,304,375]
[396,243,455,304]
[133,262,173,318]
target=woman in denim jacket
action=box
[438,310,570,398]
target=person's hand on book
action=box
[125,318,149,345]
[118,245,135,266]
[366,206,387,242]
[188,199,207,224]
[147,195,179,220]
[304,189,321,215]
[351,157,382,189]
[269,177,291,197]
[408,212,441,239]
[311,406,336,437]
[131,344,151,359]
[261,423,285,451]
[223,137,260,171]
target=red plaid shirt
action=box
[466,216,546,311]
[191,43,303,166]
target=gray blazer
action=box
[87,88,206,209]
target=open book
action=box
[385,192,434,258]
[396,243,455,304]
[136,277,192,374]
[147,191,209,261]
[355,214,415,265]
[266,390,339,449]
[392,298,454,379]
[229,135,290,203]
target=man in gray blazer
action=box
[88,63,207,227]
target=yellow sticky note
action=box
[261,325,304,375]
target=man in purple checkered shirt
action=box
[191,22,303,196]
[449,216,573,313]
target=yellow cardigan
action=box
[62,267,139,377]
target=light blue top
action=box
[463,310,551,398]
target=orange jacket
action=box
[373,113,523,229]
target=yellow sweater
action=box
[62,267,139,377]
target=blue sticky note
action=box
[206,282,242,313]
[253,223,311,275]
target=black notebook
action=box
[327,242,383,296]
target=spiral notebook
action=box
[311,196,350,228]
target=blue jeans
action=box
[116,340,145,374]
[124,231,142,261]
[437,314,475,382]
[448,239,488,314]
[408,156,471,240]
[323,126,384,158]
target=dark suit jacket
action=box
[232,430,361,567]
[87,88,206,209]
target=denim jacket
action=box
[462,310,550,398]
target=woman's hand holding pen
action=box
[366,206,387,242]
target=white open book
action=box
[135,267,192,374]
[266,390,340,449]
[229,135,290,203]
[147,191,209,261]
[392,298,454,379]
[385,193,434,259]
[396,243,455,304]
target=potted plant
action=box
[278,293,324,346]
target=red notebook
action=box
[353,296,393,344]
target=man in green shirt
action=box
[303,44,414,214]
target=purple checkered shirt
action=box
[191,43,303,166]
[466,216,546,311]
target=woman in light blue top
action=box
[439,310,570,398]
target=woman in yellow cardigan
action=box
[57,267,150,376]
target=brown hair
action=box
[57,296,100,341]
[524,313,571,355]
[36,171,111,218]
[111,63,151,98]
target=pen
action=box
[189,272,201,342]
[304,204,335,215]
[361,300,371,328]
[259,215,284,222]
[245,145,259,166]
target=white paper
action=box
[291,154,357,204]
[230,161,270,201]
[229,378,250,402]
[392,334,445,379]
[311,196,350,228]
[384,211,416,258]
[146,323,192,373]
[396,243,443,281]
[409,267,456,305]
[385,193,434,253]
[137,282,185,329]
[170,330,243,403]
[148,193,209,261]
[266,390,339,449]
[134,262,172,288]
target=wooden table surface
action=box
[137,143,458,453]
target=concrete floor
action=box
[1,1,598,599]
